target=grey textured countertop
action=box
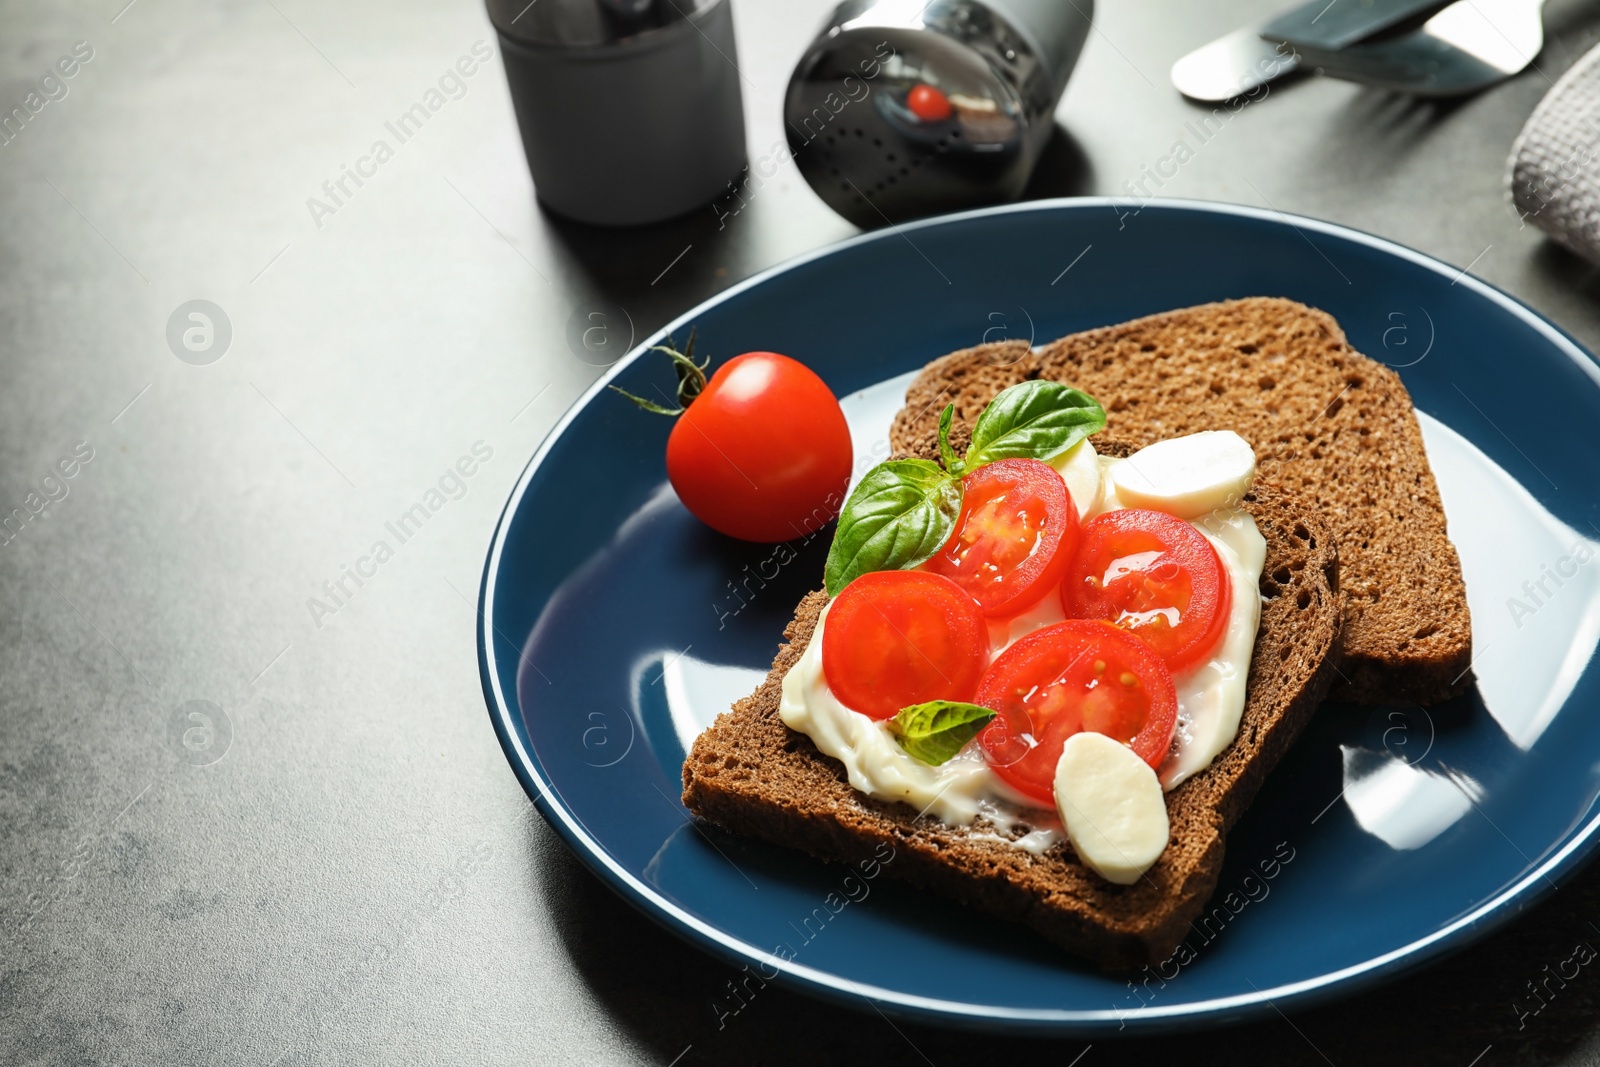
[7,0,1600,1063]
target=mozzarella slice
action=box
[1054,733,1170,885]
[1109,431,1256,519]
[1048,438,1101,520]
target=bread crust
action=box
[683,464,1343,970]
[890,298,1471,704]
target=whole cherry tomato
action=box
[823,570,990,720]
[652,350,852,542]
[977,620,1178,803]
[1061,508,1231,672]
[923,458,1080,617]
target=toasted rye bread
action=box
[890,298,1470,705]
[682,456,1343,970]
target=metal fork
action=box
[1292,0,1551,96]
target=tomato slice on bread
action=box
[1061,508,1231,672]
[823,571,989,720]
[924,458,1080,617]
[977,620,1178,803]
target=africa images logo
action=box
[166,300,232,365]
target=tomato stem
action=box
[607,327,709,417]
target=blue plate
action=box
[478,199,1600,1033]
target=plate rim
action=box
[477,195,1600,1034]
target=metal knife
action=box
[1171,26,1301,102]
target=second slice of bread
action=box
[889,298,1471,705]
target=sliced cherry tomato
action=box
[823,571,989,720]
[906,83,952,122]
[1061,508,1231,673]
[924,458,1080,617]
[664,351,852,543]
[977,620,1178,803]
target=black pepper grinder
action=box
[784,0,1092,227]
[488,0,746,227]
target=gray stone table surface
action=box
[7,0,1600,1063]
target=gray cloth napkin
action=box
[1509,40,1600,263]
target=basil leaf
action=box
[937,402,960,474]
[888,701,997,765]
[823,459,960,596]
[965,380,1106,467]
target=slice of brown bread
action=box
[890,298,1470,705]
[683,462,1343,970]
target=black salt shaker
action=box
[784,0,1092,227]
[488,0,747,227]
